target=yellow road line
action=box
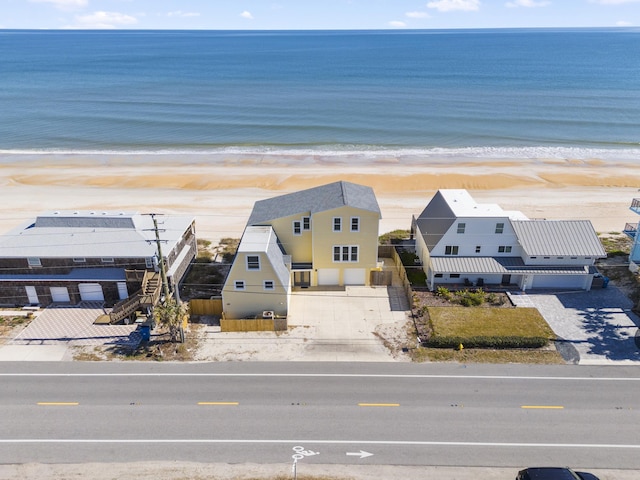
[358,403,400,407]
[521,405,564,409]
[197,402,239,406]
[37,402,79,406]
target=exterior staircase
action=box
[106,271,162,324]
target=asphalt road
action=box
[1,362,639,469]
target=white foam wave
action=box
[0,145,639,161]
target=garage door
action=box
[317,268,340,286]
[79,283,105,301]
[344,268,366,285]
[531,274,586,290]
[50,287,70,303]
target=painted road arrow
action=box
[346,450,373,459]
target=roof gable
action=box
[511,220,606,257]
[415,191,457,251]
[247,181,380,225]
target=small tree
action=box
[154,298,189,343]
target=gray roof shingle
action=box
[247,181,381,225]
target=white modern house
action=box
[623,198,640,272]
[412,190,606,291]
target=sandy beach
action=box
[1,153,639,242]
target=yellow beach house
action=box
[222,181,381,320]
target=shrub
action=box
[424,336,549,349]
[435,286,452,301]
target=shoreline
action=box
[1,153,639,243]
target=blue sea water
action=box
[0,28,639,160]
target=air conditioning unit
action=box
[262,310,274,319]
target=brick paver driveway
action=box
[526,287,640,365]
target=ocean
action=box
[0,28,639,160]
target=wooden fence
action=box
[221,317,287,332]
[189,298,223,316]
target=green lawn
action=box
[430,306,554,337]
[413,306,563,363]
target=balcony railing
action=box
[623,222,638,240]
[631,198,640,214]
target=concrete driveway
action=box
[287,284,411,361]
[0,302,141,361]
[525,287,640,365]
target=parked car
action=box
[516,467,600,480]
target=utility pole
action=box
[149,213,171,303]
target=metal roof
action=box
[247,181,381,225]
[431,256,588,275]
[0,211,194,259]
[511,220,606,257]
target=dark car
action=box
[516,467,600,480]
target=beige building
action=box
[222,181,381,320]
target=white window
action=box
[234,280,245,290]
[293,221,301,236]
[333,217,342,232]
[495,223,505,234]
[333,245,359,263]
[351,217,360,232]
[498,246,512,253]
[246,255,260,270]
[302,216,311,231]
[145,257,154,269]
[263,280,274,290]
[101,257,114,263]
[457,223,466,234]
[27,257,41,267]
[444,246,459,255]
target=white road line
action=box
[0,439,639,449]
[0,373,639,381]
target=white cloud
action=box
[389,20,407,27]
[506,0,550,7]
[166,11,200,18]
[616,20,633,25]
[406,11,430,18]
[240,10,254,20]
[29,0,88,11]
[427,0,481,11]
[74,11,138,29]
[589,0,640,4]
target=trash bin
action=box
[602,276,609,288]
[139,325,151,341]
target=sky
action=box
[0,0,639,30]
